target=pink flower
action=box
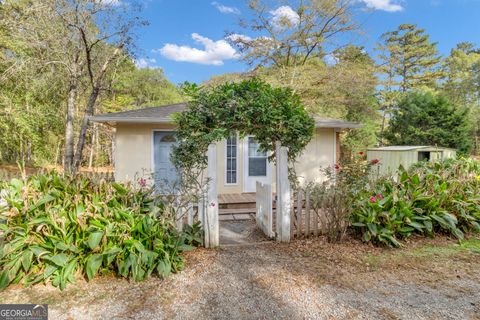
[138,178,147,187]
[210,201,216,207]
[370,196,377,203]
[377,194,383,200]
[334,164,341,171]
[370,159,380,165]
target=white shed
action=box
[367,146,457,176]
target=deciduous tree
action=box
[0,0,146,172]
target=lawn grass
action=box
[364,237,480,268]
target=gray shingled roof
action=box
[314,118,362,129]
[90,103,187,124]
[90,102,362,129]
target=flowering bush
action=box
[350,158,480,247]
[303,152,381,243]
[332,151,379,193]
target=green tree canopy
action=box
[173,78,315,172]
[205,46,379,158]
[384,92,472,153]
[443,42,480,153]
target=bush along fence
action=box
[0,172,202,290]
[350,158,480,247]
[280,156,480,247]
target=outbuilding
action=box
[367,146,457,176]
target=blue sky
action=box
[132,0,480,84]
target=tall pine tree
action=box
[378,24,444,92]
[377,24,445,145]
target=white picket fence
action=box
[254,185,339,240]
[255,181,274,238]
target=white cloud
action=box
[270,6,300,29]
[100,0,122,6]
[324,54,339,65]
[135,58,156,68]
[211,1,240,14]
[226,33,253,43]
[158,33,239,66]
[359,0,404,12]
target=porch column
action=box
[275,141,291,242]
[204,143,219,248]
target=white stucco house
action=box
[91,102,361,195]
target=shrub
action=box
[303,152,379,242]
[351,158,480,247]
[307,183,351,243]
[384,92,473,154]
[0,172,199,290]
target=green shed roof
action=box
[368,146,456,152]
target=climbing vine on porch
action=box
[171,78,315,173]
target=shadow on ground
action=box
[1,234,479,319]
[219,219,271,245]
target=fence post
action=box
[176,206,184,231]
[187,204,194,226]
[256,181,273,238]
[204,144,219,248]
[275,141,291,242]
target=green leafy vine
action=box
[172,78,315,175]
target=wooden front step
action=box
[219,207,256,215]
[219,193,256,210]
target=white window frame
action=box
[242,136,272,192]
[224,133,239,185]
[246,136,268,177]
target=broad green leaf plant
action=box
[0,172,200,290]
[351,158,480,247]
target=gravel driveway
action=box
[1,233,479,320]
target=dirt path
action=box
[1,236,479,320]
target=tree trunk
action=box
[73,87,99,172]
[88,123,96,168]
[380,106,387,146]
[111,128,116,167]
[72,47,122,173]
[64,77,77,173]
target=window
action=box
[226,135,237,184]
[248,137,267,176]
[160,134,177,142]
[418,151,430,162]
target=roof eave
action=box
[91,116,363,129]
[316,124,363,129]
[89,116,174,124]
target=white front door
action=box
[243,136,272,192]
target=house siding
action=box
[114,124,337,193]
[294,128,336,186]
[114,123,176,184]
